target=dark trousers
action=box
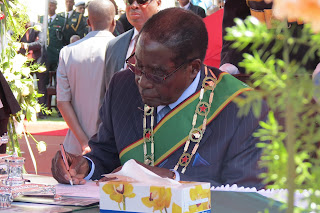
[36,71,49,107]
[0,118,8,154]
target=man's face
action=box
[126,0,160,31]
[65,0,75,11]
[134,36,194,107]
[178,0,190,7]
[48,3,57,15]
[76,5,85,14]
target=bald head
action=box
[87,0,115,31]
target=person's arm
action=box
[56,47,90,154]
[25,29,43,51]
[200,7,206,18]
[220,0,251,74]
[57,101,90,154]
[76,13,88,38]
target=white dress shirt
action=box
[124,28,139,68]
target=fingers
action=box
[51,151,70,184]
[82,146,91,155]
[71,177,86,185]
[69,156,89,177]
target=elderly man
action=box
[56,0,115,155]
[60,0,87,45]
[104,0,161,86]
[52,8,268,189]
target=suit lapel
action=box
[132,83,144,139]
[116,29,134,72]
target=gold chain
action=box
[143,66,217,173]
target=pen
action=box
[60,144,73,186]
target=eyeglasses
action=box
[126,0,153,6]
[126,53,195,84]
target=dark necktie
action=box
[157,106,171,123]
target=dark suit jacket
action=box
[18,23,45,64]
[86,66,268,189]
[220,0,318,73]
[188,3,206,18]
[105,29,134,85]
[0,72,20,135]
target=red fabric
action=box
[31,129,68,136]
[203,9,224,68]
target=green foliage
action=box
[0,0,48,172]
[228,17,320,212]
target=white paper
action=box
[55,181,100,199]
[103,159,180,186]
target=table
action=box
[0,175,300,213]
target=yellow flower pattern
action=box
[186,185,210,213]
[141,186,172,212]
[172,202,182,213]
[102,181,136,210]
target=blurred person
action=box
[178,0,206,18]
[40,0,65,72]
[70,34,81,43]
[109,0,125,36]
[60,0,88,45]
[18,21,47,116]
[0,72,20,153]
[220,0,318,74]
[75,1,86,14]
[56,0,116,155]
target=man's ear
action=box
[110,18,116,33]
[190,59,201,79]
[87,18,91,27]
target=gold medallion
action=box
[178,153,191,167]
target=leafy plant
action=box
[0,0,48,173]
[228,16,320,213]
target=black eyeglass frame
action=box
[126,53,196,84]
[126,0,153,6]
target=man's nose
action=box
[130,0,140,8]
[137,74,153,89]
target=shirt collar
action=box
[157,71,200,113]
[132,28,139,41]
[181,2,190,10]
[49,14,56,20]
[67,10,73,18]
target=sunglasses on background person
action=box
[126,0,153,6]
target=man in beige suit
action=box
[57,0,115,155]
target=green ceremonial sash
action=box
[119,72,252,166]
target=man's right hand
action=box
[51,151,90,185]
